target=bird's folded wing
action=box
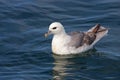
[67,32,85,48]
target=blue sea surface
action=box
[0,0,120,80]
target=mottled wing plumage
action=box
[84,24,108,45]
[68,31,97,48]
[92,24,100,33]
[83,24,100,45]
[67,24,108,48]
[68,31,84,48]
[83,32,96,45]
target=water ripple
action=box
[0,0,120,80]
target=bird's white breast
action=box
[51,34,71,55]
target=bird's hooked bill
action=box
[44,31,51,38]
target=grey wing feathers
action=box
[83,24,101,45]
[68,32,85,48]
[67,24,108,48]
[83,32,96,45]
[84,24,108,45]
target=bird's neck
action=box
[52,31,70,54]
[54,31,68,39]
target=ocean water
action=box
[0,0,120,80]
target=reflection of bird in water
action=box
[52,55,71,80]
[52,55,87,80]
[52,49,103,80]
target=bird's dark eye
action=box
[52,27,57,29]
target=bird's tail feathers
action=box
[88,24,109,46]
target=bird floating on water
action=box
[45,22,108,55]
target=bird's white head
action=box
[45,22,66,37]
[49,22,65,34]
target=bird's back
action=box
[68,24,108,49]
